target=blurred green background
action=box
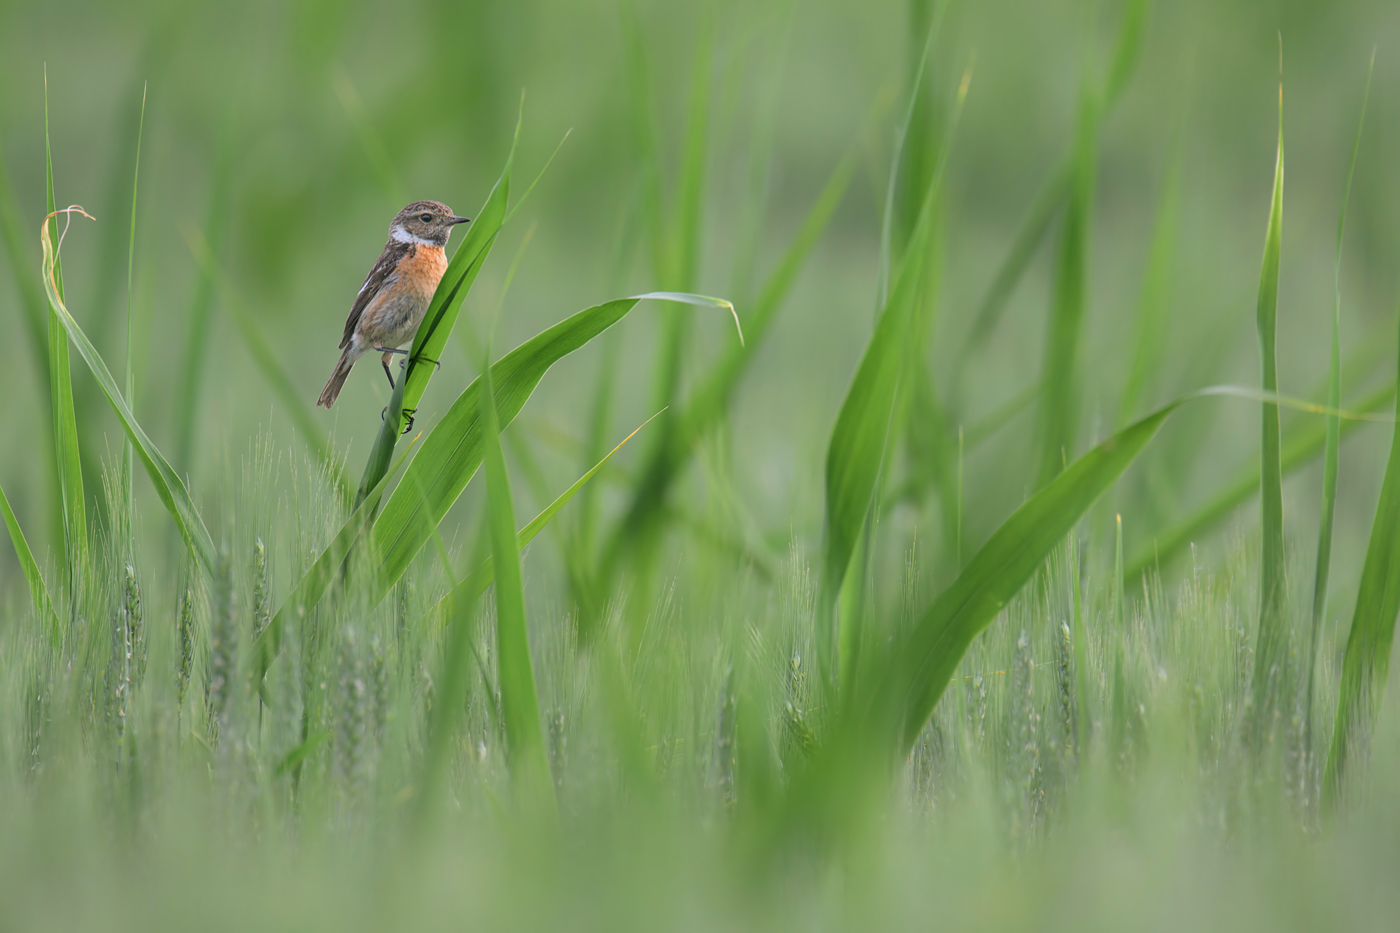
[1,0,1397,599]
[4,2,1400,930]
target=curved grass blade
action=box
[366,293,736,605]
[478,338,553,807]
[1308,54,1373,765]
[40,209,215,574]
[1125,378,1396,581]
[355,106,521,505]
[44,72,87,585]
[818,68,968,694]
[1324,301,1400,806]
[0,478,59,645]
[1250,75,1288,732]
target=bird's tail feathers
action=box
[318,349,356,408]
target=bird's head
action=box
[390,200,470,247]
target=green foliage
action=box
[355,112,519,505]
[1324,303,1400,805]
[1250,80,1288,731]
[44,74,86,587]
[479,337,554,806]
[40,211,216,575]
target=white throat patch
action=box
[391,224,433,246]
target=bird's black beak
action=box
[451,215,471,225]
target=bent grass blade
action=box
[40,208,216,575]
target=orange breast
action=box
[398,244,448,298]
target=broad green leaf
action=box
[1308,56,1372,764]
[1324,308,1400,805]
[366,293,734,605]
[479,337,553,804]
[0,477,58,645]
[354,109,520,505]
[818,65,967,694]
[1250,80,1288,727]
[44,73,87,585]
[888,404,1175,751]
[40,210,216,576]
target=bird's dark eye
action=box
[420,213,433,223]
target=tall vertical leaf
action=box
[44,71,87,586]
[0,131,61,548]
[479,339,553,806]
[1250,76,1288,732]
[1323,301,1400,806]
[1307,56,1372,765]
[1035,79,1095,487]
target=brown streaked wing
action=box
[340,239,413,349]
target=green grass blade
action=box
[0,476,59,645]
[253,433,421,686]
[1117,134,1182,426]
[1250,78,1288,728]
[958,0,1147,369]
[1323,302,1400,806]
[368,293,734,604]
[610,144,856,552]
[1308,55,1372,765]
[445,411,663,613]
[1035,81,1096,487]
[354,110,520,505]
[961,163,1071,356]
[0,130,61,548]
[173,104,236,476]
[479,338,553,805]
[818,69,969,694]
[891,403,1177,752]
[44,71,87,586]
[40,210,215,575]
[1124,379,1396,580]
[819,146,946,692]
[122,83,147,522]
[185,232,352,500]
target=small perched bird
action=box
[317,200,470,408]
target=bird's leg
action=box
[381,351,396,390]
[401,409,416,435]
